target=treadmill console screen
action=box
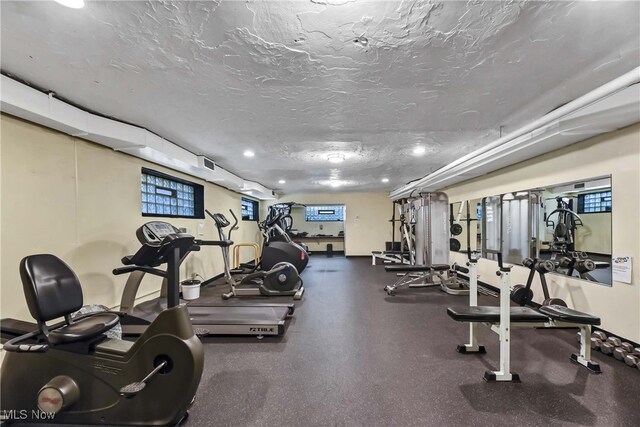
[147,222,177,238]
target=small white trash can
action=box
[181,279,201,300]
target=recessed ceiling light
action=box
[381,178,389,183]
[278,179,286,184]
[329,181,342,187]
[412,146,426,155]
[327,154,345,163]
[243,150,255,158]
[54,0,85,8]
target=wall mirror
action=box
[449,199,481,254]
[471,176,612,286]
[538,176,612,286]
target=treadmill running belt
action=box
[187,306,290,323]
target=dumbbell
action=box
[624,348,640,367]
[590,331,607,350]
[511,285,533,306]
[536,260,555,273]
[575,259,596,273]
[600,336,622,356]
[558,257,573,269]
[613,342,634,361]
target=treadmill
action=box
[115,221,295,338]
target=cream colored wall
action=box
[267,193,392,256]
[0,114,260,323]
[445,124,640,341]
[575,212,612,254]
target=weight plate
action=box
[451,223,463,236]
[542,298,567,307]
[511,285,533,306]
[450,238,461,252]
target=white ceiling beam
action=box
[390,68,640,200]
[0,75,276,200]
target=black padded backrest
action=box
[20,254,83,322]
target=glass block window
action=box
[305,205,345,222]
[141,168,204,218]
[241,198,259,221]
[578,190,612,214]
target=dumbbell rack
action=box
[581,330,640,370]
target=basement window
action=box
[305,205,345,222]
[141,168,204,218]
[241,198,259,221]
[577,190,612,214]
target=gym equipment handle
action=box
[3,329,49,353]
[454,264,469,274]
[112,265,167,277]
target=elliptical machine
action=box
[1,248,204,425]
[208,210,305,300]
[259,210,309,273]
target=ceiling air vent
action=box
[197,156,215,171]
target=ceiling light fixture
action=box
[243,150,255,158]
[278,179,286,184]
[412,146,426,155]
[381,178,389,183]
[54,0,85,8]
[327,154,345,163]
[329,181,342,187]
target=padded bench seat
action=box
[447,306,549,323]
[539,305,601,326]
[385,264,450,273]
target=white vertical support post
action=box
[497,268,512,378]
[571,325,601,373]
[485,264,519,382]
[468,260,479,350]
[457,259,486,353]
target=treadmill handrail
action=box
[195,239,234,247]
[113,265,166,278]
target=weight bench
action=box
[383,264,469,296]
[447,259,601,383]
[371,250,411,265]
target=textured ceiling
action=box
[1,1,639,194]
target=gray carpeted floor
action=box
[188,256,640,427]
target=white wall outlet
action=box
[198,222,204,236]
